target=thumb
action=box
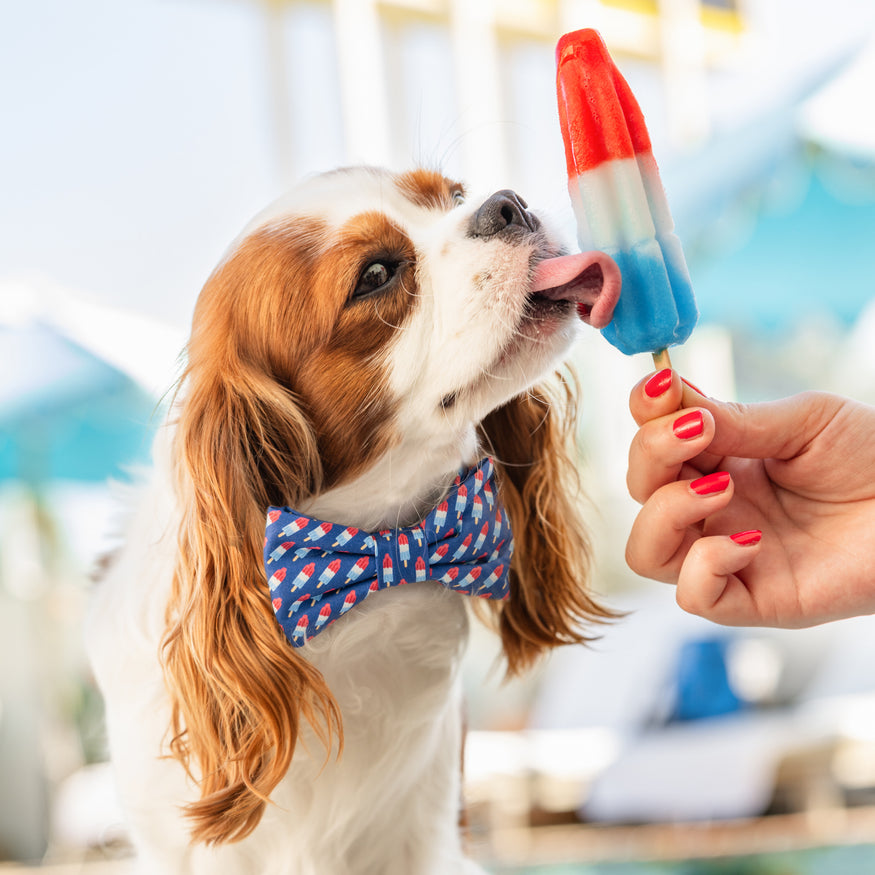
[681,385,843,462]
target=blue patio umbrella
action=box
[0,321,158,484]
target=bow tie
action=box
[264,457,513,647]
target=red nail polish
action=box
[645,368,672,398]
[690,471,730,495]
[673,410,704,440]
[730,530,762,546]
[682,377,707,397]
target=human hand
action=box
[626,369,875,627]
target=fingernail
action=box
[731,530,762,546]
[682,377,706,397]
[673,410,704,440]
[690,471,730,496]
[645,368,673,398]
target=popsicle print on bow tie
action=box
[264,457,513,647]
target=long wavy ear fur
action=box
[161,244,342,845]
[478,372,616,676]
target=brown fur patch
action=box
[187,209,420,498]
[295,210,419,486]
[396,168,465,211]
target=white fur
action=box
[87,168,588,874]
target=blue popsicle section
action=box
[598,234,697,355]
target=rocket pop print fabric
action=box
[264,457,513,647]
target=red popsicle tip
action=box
[555,28,653,177]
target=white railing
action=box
[256,0,741,190]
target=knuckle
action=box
[626,474,642,504]
[675,585,703,616]
[646,487,674,521]
[624,539,646,577]
[636,423,659,459]
[626,467,652,505]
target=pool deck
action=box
[479,806,875,868]
[4,807,875,872]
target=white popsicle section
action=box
[567,156,696,355]
[570,157,657,250]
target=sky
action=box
[3,0,282,329]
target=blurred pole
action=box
[659,0,710,146]
[0,489,50,862]
[448,0,508,190]
[260,0,296,187]
[331,0,392,166]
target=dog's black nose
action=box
[468,189,540,239]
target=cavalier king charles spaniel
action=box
[88,167,620,874]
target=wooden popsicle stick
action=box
[651,347,691,410]
[651,348,672,371]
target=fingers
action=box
[627,405,716,503]
[627,368,769,622]
[637,372,845,464]
[628,367,718,503]
[675,532,764,625]
[626,472,735,582]
[629,368,682,426]
[681,387,845,463]
[629,371,835,502]
[626,469,765,623]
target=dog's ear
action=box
[161,258,341,845]
[477,373,615,675]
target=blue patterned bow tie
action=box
[264,457,513,647]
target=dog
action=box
[87,166,620,874]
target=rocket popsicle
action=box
[556,29,698,361]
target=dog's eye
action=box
[452,189,466,207]
[353,261,398,299]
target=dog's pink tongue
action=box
[531,253,594,291]
[531,252,621,328]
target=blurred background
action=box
[2,0,875,872]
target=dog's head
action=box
[163,167,619,843]
[182,167,618,508]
